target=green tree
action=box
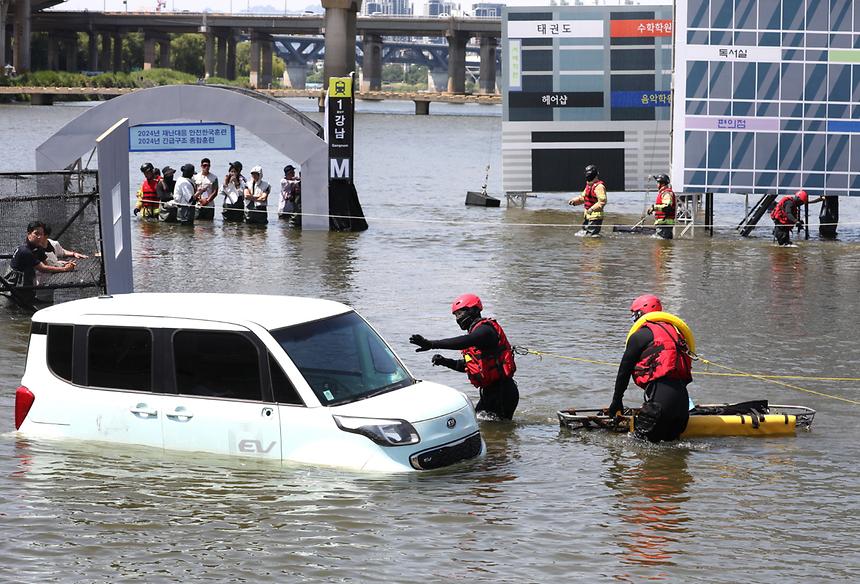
[171,34,205,77]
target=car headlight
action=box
[333,415,420,447]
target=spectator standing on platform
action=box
[568,164,607,237]
[8,221,75,288]
[244,165,270,225]
[134,162,161,218]
[771,190,823,246]
[193,158,219,221]
[647,174,677,240]
[220,161,246,222]
[157,166,178,223]
[171,164,197,226]
[278,165,301,221]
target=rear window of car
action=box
[46,324,73,382]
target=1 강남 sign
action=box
[129,123,235,152]
[326,76,354,182]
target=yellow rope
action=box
[696,357,860,406]
[516,347,860,405]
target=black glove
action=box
[431,354,445,366]
[608,400,624,418]
[409,334,432,352]
[796,220,804,232]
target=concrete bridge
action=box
[273,36,501,93]
[1,5,501,94]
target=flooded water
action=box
[1,99,859,581]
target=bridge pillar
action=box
[159,37,170,69]
[446,30,468,94]
[88,31,99,71]
[216,32,227,78]
[261,35,273,88]
[112,31,122,72]
[143,34,156,70]
[46,36,59,70]
[427,69,447,93]
[283,65,306,89]
[478,36,497,95]
[100,33,112,72]
[64,35,78,72]
[248,31,261,88]
[359,33,382,92]
[0,1,7,71]
[204,32,214,79]
[226,33,237,80]
[12,0,31,73]
[321,0,360,86]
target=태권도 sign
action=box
[129,123,235,152]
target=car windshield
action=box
[271,311,415,406]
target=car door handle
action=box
[130,404,158,418]
[166,407,194,421]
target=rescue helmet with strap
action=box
[630,294,663,322]
[795,190,809,204]
[451,293,482,313]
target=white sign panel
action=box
[507,20,604,39]
[129,123,235,152]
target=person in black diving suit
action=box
[608,294,693,442]
[409,293,519,420]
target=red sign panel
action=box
[610,19,673,38]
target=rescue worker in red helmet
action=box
[568,164,608,237]
[770,190,823,246]
[409,293,519,420]
[647,174,675,240]
[608,295,693,442]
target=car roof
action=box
[32,293,352,330]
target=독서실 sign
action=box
[129,123,235,152]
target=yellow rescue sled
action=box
[557,400,815,438]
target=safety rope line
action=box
[514,346,860,405]
[694,355,860,406]
[143,203,860,229]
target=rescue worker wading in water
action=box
[409,294,519,420]
[608,295,692,442]
[568,164,607,237]
[647,174,676,240]
[770,190,824,246]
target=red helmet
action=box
[451,293,482,313]
[630,294,663,315]
[795,190,809,204]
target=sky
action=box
[49,0,668,16]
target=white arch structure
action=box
[35,84,330,230]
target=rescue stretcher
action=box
[557,401,816,438]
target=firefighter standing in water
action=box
[771,190,824,246]
[647,174,676,240]
[409,294,519,420]
[568,164,608,237]
[608,295,693,442]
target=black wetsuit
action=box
[428,322,519,420]
[612,327,690,442]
